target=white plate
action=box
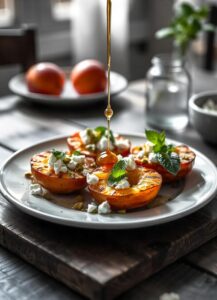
[9,72,128,105]
[0,133,217,230]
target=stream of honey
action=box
[104,0,113,150]
[97,0,117,167]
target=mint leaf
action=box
[160,144,174,154]
[159,131,166,144]
[156,152,180,175]
[145,130,180,175]
[73,150,81,156]
[108,160,127,185]
[145,129,166,153]
[95,126,107,136]
[95,126,115,144]
[52,149,65,160]
[109,130,115,144]
[145,130,160,144]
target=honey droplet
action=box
[97,150,118,167]
[104,107,113,120]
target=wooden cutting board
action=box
[1,145,217,299]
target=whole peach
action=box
[71,60,107,94]
[26,63,65,96]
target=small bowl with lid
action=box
[189,91,217,144]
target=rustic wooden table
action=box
[0,81,217,300]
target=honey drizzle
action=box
[104,0,113,150]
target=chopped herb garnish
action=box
[108,159,127,185]
[145,130,180,175]
[95,126,106,136]
[145,130,166,153]
[156,152,180,176]
[95,126,115,144]
[109,130,115,144]
[52,149,65,160]
[73,150,81,156]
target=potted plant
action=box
[145,2,215,132]
[155,2,214,58]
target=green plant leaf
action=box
[155,2,211,56]
[145,130,165,153]
[190,18,202,36]
[145,130,180,174]
[180,3,194,17]
[73,150,81,156]
[159,131,166,144]
[145,130,161,144]
[156,152,181,175]
[95,126,115,144]
[52,149,65,160]
[109,130,115,144]
[196,5,209,18]
[155,27,174,39]
[95,126,107,136]
[108,159,127,185]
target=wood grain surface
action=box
[186,237,217,276]
[1,171,217,299]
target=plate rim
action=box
[8,71,128,103]
[1,132,217,230]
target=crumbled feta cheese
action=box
[30,183,43,196]
[160,292,180,300]
[115,139,130,150]
[117,154,123,161]
[115,178,130,190]
[67,154,85,171]
[68,160,77,171]
[80,129,91,145]
[96,136,114,151]
[87,173,99,184]
[72,155,85,164]
[82,169,89,176]
[148,152,158,163]
[53,159,63,174]
[60,165,68,173]
[96,136,108,151]
[87,203,98,213]
[123,155,136,170]
[137,150,145,159]
[98,201,111,214]
[49,152,68,173]
[48,153,56,168]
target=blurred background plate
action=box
[8,71,128,106]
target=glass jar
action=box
[146,54,191,131]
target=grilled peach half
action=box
[67,131,130,158]
[88,168,162,210]
[31,151,95,194]
[132,145,196,183]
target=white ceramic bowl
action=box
[189,91,217,144]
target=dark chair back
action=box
[204,5,217,71]
[0,24,37,72]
